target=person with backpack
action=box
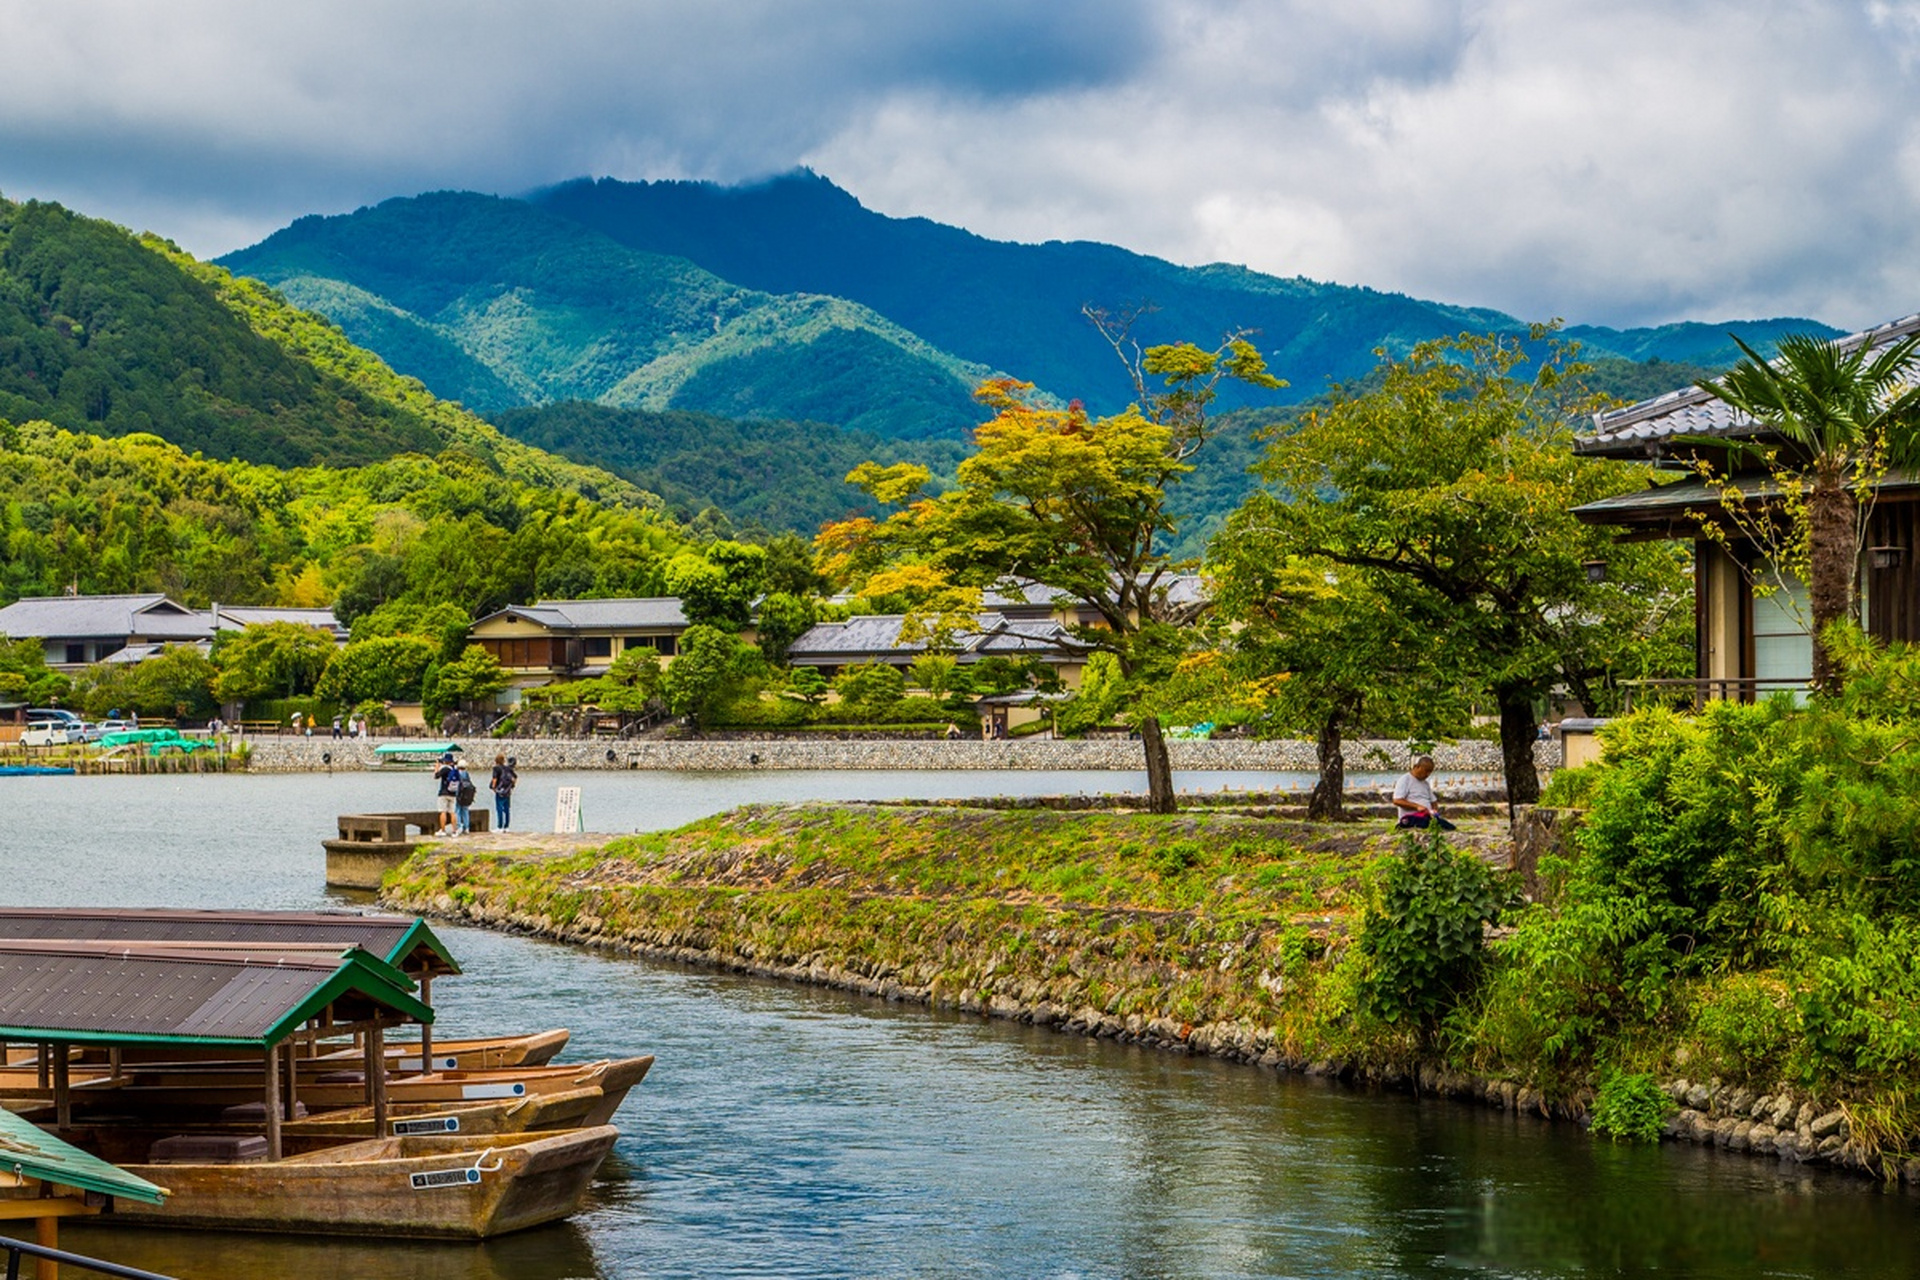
[489,753,518,832]
[453,759,477,835]
[433,752,460,835]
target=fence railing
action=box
[1,1235,176,1280]
[1617,677,1812,713]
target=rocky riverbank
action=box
[377,800,1900,1182]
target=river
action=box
[7,770,1918,1279]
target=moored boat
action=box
[107,1124,620,1239]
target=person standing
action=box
[1392,755,1456,831]
[490,753,518,832]
[453,758,475,835]
[433,752,459,835]
[331,715,342,739]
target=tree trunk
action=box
[1139,714,1177,814]
[1306,709,1346,821]
[1496,685,1541,809]
[1807,465,1855,697]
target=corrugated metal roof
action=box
[0,941,433,1047]
[1578,313,1920,458]
[0,908,461,978]
[0,1104,167,1204]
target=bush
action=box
[1590,1070,1674,1143]
[1358,831,1503,1031]
[833,662,906,712]
[1684,972,1795,1080]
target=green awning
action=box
[373,741,462,756]
[0,1105,167,1204]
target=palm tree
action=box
[1699,331,1920,695]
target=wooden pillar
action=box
[284,1038,300,1122]
[36,1042,49,1089]
[51,1048,70,1131]
[108,1046,122,1078]
[366,1024,388,1133]
[36,1212,59,1280]
[264,1045,282,1162]
[419,976,434,1072]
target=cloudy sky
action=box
[3,0,1915,329]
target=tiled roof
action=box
[217,606,345,638]
[0,907,460,978]
[0,593,213,642]
[1577,313,1920,458]
[475,598,688,632]
[788,612,1085,663]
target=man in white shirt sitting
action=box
[1392,756,1456,831]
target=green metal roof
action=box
[0,908,462,979]
[373,741,462,756]
[0,1104,167,1204]
[0,942,434,1049]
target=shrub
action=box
[1590,1070,1674,1143]
[833,662,907,711]
[1358,831,1503,1031]
[1684,972,1795,1080]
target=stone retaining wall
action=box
[241,735,1560,776]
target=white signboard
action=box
[554,786,583,834]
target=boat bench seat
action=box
[149,1134,270,1165]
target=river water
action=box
[7,770,1919,1279]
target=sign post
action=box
[554,786,583,834]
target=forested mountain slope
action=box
[530,171,1841,414]
[217,193,990,438]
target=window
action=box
[583,637,613,659]
[623,635,677,657]
[480,637,568,669]
[64,644,86,665]
[1751,568,1811,701]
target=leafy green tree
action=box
[824,334,1281,813]
[0,638,70,705]
[833,662,907,713]
[788,666,829,706]
[665,541,766,631]
[211,622,337,705]
[1209,544,1470,819]
[77,646,219,721]
[754,591,816,664]
[315,636,438,705]
[1696,332,1920,695]
[1251,332,1691,804]
[349,600,474,663]
[907,653,960,699]
[662,624,758,727]
[423,645,510,720]
[761,532,830,598]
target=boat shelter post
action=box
[285,1037,300,1122]
[264,1043,282,1161]
[51,1046,70,1130]
[365,1023,389,1132]
[419,974,434,1070]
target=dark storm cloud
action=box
[0,0,1157,252]
[7,0,1920,326]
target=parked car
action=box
[97,718,140,735]
[21,708,87,747]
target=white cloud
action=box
[3,0,1918,327]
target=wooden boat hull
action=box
[2,1056,653,1121]
[108,1125,619,1239]
[18,1029,573,1073]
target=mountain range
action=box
[220,170,1840,434]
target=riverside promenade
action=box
[247,735,1560,774]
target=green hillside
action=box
[218,193,992,439]
[530,171,1842,414]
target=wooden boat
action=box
[2,1056,654,1130]
[28,1083,613,1157]
[106,1125,620,1239]
[13,1028,572,1073]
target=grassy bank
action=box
[382,778,1920,1182]
[384,805,1487,1067]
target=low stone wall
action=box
[240,735,1559,776]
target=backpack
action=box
[456,772,477,806]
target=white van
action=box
[21,708,86,747]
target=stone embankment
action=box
[244,734,1558,775]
